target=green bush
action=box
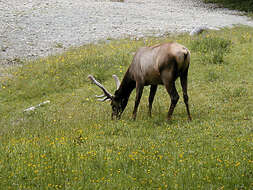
[202,0,253,13]
[190,37,232,64]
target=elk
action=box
[88,42,192,121]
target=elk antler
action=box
[112,74,120,90]
[87,75,113,101]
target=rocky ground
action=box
[1,0,253,65]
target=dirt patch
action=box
[0,0,253,65]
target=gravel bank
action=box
[1,0,253,64]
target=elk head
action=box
[88,74,124,119]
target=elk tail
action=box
[184,50,189,62]
[183,48,190,64]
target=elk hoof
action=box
[167,116,172,123]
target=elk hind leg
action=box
[166,82,179,121]
[180,70,192,121]
[148,85,158,117]
[161,68,179,121]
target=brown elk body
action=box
[88,42,192,121]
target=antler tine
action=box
[88,75,113,99]
[97,97,111,102]
[112,74,120,90]
[95,94,106,98]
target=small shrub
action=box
[205,70,220,82]
[202,0,253,14]
[191,37,232,64]
[232,86,248,97]
[239,32,252,44]
[220,86,248,101]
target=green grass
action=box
[0,26,252,189]
[190,37,232,64]
[202,0,253,17]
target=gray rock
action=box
[190,26,220,36]
[190,26,208,36]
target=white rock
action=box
[190,26,220,36]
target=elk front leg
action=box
[180,69,192,121]
[148,85,158,117]
[132,82,144,120]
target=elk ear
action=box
[112,75,120,90]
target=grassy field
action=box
[0,26,252,189]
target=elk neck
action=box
[114,69,136,103]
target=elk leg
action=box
[132,82,144,120]
[161,66,179,121]
[165,82,179,121]
[180,69,192,121]
[148,85,158,117]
